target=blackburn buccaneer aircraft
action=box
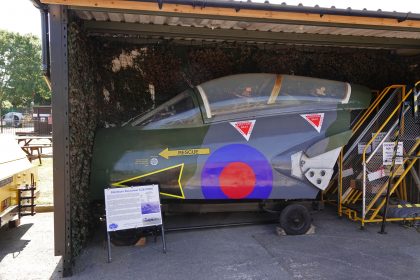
[90,74,371,207]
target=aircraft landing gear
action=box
[279,204,311,235]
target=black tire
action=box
[279,204,311,235]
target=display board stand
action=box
[104,184,166,263]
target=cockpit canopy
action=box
[128,74,369,129]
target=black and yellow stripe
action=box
[396,203,420,208]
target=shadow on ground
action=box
[0,223,33,262]
[71,207,420,280]
[0,213,62,280]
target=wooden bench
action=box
[21,145,45,165]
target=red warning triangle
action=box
[230,120,256,141]
[300,113,324,133]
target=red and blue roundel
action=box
[201,144,273,199]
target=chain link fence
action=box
[340,88,402,215]
[1,107,52,136]
[364,104,420,216]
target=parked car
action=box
[1,112,23,128]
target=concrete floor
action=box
[72,208,420,280]
[0,213,62,280]
[1,208,419,280]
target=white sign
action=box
[382,142,403,165]
[342,168,354,178]
[358,142,371,154]
[368,168,386,182]
[372,132,388,151]
[105,185,162,232]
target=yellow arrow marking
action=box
[112,164,185,199]
[159,147,210,159]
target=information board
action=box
[357,142,371,154]
[382,142,403,165]
[372,132,388,151]
[104,185,162,232]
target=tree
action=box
[0,30,50,113]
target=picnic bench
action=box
[16,136,53,165]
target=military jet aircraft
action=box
[90,73,371,234]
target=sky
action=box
[1,0,420,38]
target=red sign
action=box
[300,113,324,133]
[230,120,256,141]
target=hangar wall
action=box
[66,17,420,257]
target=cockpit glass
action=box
[130,89,201,128]
[197,74,349,120]
[198,74,276,117]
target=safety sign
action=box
[358,142,371,154]
[372,132,388,151]
[383,142,403,165]
[230,120,256,141]
[300,113,324,133]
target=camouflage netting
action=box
[91,40,420,125]
[67,18,420,259]
[68,21,99,258]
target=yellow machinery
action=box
[0,135,38,227]
[323,82,420,228]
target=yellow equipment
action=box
[0,135,38,227]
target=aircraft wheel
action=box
[279,204,311,235]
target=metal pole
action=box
[107,232,112,263]
[379,102,406,234]
[338,149,343,217]
[0,107,3,133]
[161,223,167,254]
[362,162,366,229]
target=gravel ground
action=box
[35,157,53,205]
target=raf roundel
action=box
[201,144,273,199]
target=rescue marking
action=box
[112,163,185,199]
[230,120,256,141]
[159,147,210,159]
[300,113,324,133]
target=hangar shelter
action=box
[30,0,420,276]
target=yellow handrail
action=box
[362,86,413,164]
[352,85,406,134]
[362,80,420,217]
[365,140,420,213]
[367,149,419,220]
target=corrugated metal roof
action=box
[58,0,420,49]
[75,10,420,40]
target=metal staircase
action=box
[323,82,420,228]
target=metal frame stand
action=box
[106,221,167,263]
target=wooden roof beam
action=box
[41,0,420,30]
